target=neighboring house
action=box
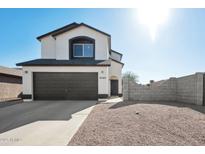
[0,66,22,101]
[17,22,124,101]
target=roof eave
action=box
[79,23,111,37]
[17,64,110,67]
[111,49,123,56]
[16,59,111,67]
[36,22,111,41]
[36,22,79,41]
[110,58,124,66]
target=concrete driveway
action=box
[0,100,96,145]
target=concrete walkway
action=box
[0,101,95,146]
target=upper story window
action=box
[69,36,95,59]
[73,43,94,57]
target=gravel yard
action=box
[68,99,205,146]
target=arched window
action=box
[69,36,95,59]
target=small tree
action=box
[123,71,139,83]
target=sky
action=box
[0,8,205,83]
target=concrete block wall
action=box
[123,78,129,101]
[123,73,204,105]
[176,74,196,104]
[0,75,22,102]
[195,73,204,105]
[124,77,177,101]
[176,73,203,105]
[0,82,22,101]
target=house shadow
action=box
[109,100,205,114]
[0,100,96,134]
[0,99,23,109]
[0,91,23,109]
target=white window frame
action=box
[73,43,94,57]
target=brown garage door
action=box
[33,72,98,100]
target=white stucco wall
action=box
[109,60,123,95]
[40,25,110,60]
[41,36,56,59]
[25,25,123,99]
[22,66,109,100]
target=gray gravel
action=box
[68,101,205,146]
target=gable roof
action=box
[37,22,111,41]
[37,22,78,40]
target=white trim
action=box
[73,43,94,57]
[23,66,109,101]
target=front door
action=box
[111,80,118,96]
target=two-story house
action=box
[17,22,124,101]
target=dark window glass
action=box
[84,44,93,57]
[73,44,93,57]
[73,44,83,57]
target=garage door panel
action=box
[33,72,98,100]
